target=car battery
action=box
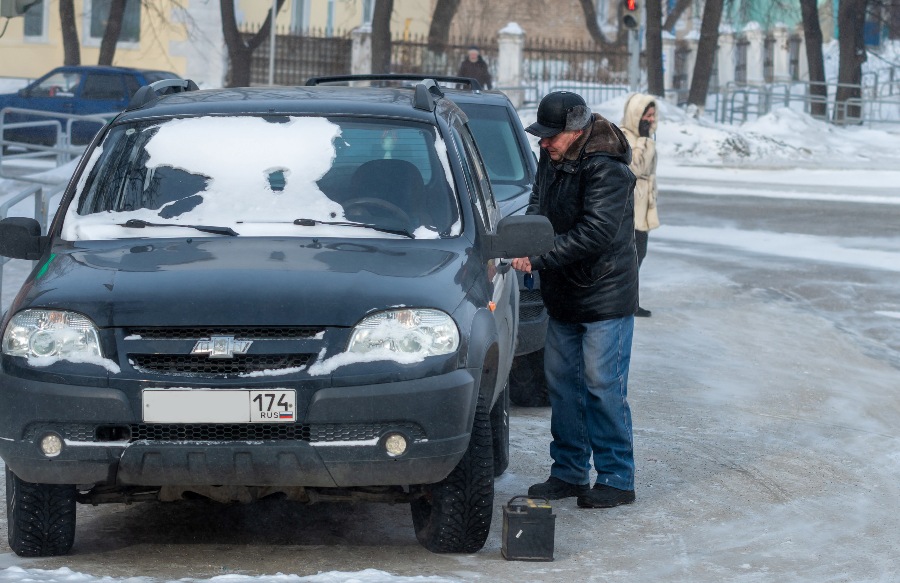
[501,495,556,561]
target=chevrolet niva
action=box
[0,79,553,556]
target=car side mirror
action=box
[486,215,554,259]
[17,88,27,97]
[0,217,45,260]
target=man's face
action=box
[467,49,479,62]
[539,130,583,162]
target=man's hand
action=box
[511,257,532,273]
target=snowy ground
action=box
[1,94,899,582]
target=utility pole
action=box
[268,0,277,85]
[622,0,641,92]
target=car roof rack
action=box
[126,78,200,111]
[305,74,483,92]
[412,79,445,112]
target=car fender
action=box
[464,307,502,409]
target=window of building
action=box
[23,0,47,40]
[88,0,141,43]
[788,36,801,81]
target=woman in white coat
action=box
[621,93,659,317]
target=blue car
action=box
[0,65,180,146]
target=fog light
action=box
[384,433,407,457]
[40,433,63,457]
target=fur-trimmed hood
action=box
[560,113,632,166]
[621,93,658,136]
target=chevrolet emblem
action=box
[191,336,253,359]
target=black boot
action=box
[528,476,590,500]
[635,307,651,318]
[577,484,636,508]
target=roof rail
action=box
[413,79,445,112]
[126,78,200,111]
[305,74,482,92]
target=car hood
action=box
[494,183,532,217]
[18,238,471,328]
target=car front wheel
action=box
[6,466,76,557]
[410,390,494,553]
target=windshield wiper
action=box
[292,218,415,239]
[119,219,239,237]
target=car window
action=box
[456,102,528,185]
[123,75,142,97]
[64,115,460,241]
[457,124,497,232]
[81,74,126,101]
[31,72,82,98]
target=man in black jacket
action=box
[512,91,639,508]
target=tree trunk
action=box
[59,0,81,66]
[646,0,664,96]
[662,0,692,32]
[220,0,287,88]
[834,0,868,124]
[98,0,126,66]
[426,0,461,53]
[686,0,724,114]
[371,0,394,74]
[576,0,627,46]
[799,0,828,118]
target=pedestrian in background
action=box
[620,93,659,318]
[457,46,492,90]
[512,91,639,508]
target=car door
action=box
[454,121,516,391]
[3,70,84,144]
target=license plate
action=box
[142,389,296,423]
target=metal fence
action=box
[241,26,353,86]
[239,27,631,100]
[717,79,900,127]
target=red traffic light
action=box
[624,0,637,11]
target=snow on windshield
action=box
[61,116,457,241]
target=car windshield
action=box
[459,102,530,198]
[63,115,461,241]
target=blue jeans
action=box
[544,315,635,490]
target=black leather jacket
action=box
[527,114,639,323]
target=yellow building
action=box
[0,1,433,85]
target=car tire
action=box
[410,390,494,553]
[490,381,510,477]
[6,466,76,557]
[509,349,550,407]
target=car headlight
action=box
[3,309,102,359]
[347,309,459,356]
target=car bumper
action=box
[0,368,477,488]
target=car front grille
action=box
[126,327,324,340]
[24,422,426,444]
[130,354,315,376]
[519,289,545,321]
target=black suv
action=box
[306,75,550,406]
[0,79,553,556]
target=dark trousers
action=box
[635,229,648,268]
[635,230,648,308]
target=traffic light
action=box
[0,0,41,18]
[622,0,639,29]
